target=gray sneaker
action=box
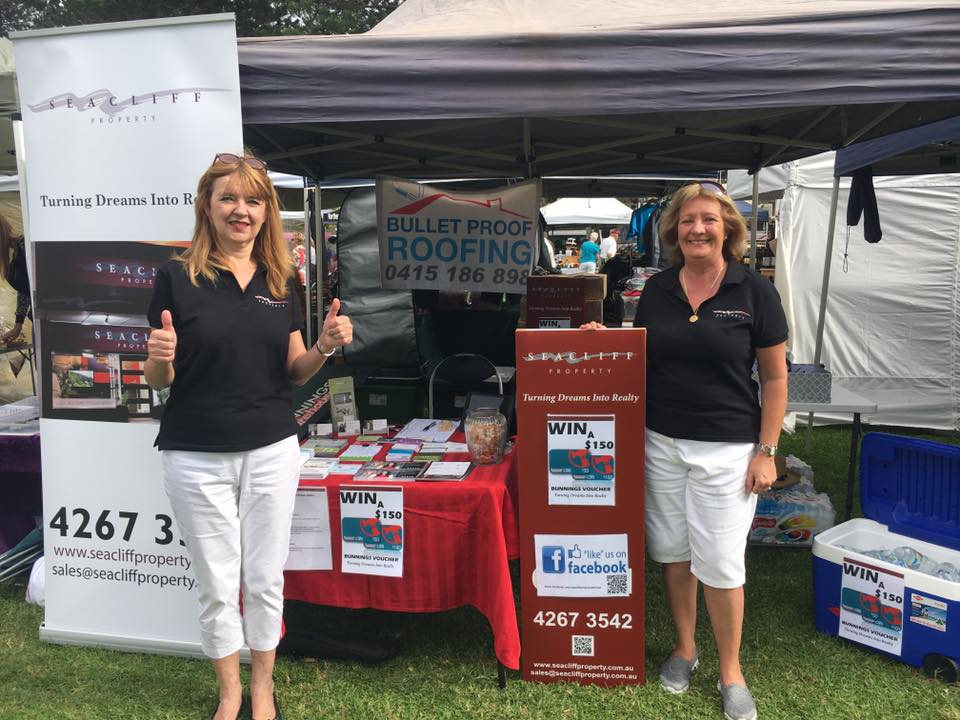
[659,652,699,693]
[717,680,758,720]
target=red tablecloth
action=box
[285,438,521,669]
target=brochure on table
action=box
[354,461,427,481]
[419,461,472,481]
[395,418,459,443]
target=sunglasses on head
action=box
[681,180,728,196]
[213,153,268,171]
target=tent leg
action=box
[304,186,314,348]
[749,171,759,268]
[844,412,862,520]
[813,176,841,367]
[497,660,507,689]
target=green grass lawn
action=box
[1,426,959,719]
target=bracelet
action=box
[316,339,336,357]
[756,443,777,457]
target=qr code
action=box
[606,573,628,595]
[572,635,594,657]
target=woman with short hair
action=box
[583,181,787,720]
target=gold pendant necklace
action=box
[680,262,726,324]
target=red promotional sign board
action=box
[516,328,646,686]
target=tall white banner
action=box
[376,177,539,294]
[13,15,243,656]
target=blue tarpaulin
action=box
[735,200,769,223]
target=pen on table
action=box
[424,420,437,430]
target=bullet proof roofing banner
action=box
[14,15,242,243]
[12,15,243,657]
[376,176,538,294]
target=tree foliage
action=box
[2,0,404,38]
[1,1,51,36]
[281,0,402,35]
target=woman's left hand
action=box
[746,452,777,495]
[317,298,353,353]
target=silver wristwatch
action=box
[756,443,777,457]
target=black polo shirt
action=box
[147,260,304,452]
[634,262,787,443]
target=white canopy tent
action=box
[540,197,632,226]
[729,156,960,430]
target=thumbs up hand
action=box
[148,309,178,364]
[317,298,353,355]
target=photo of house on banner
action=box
[40,312,163,423]
[33,241,186,423]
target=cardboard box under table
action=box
[812,433,960,681]
[524,274,605,328]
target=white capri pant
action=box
[645,428,757,589]
[161,435,301,659]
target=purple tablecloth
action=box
[0,432,42,554]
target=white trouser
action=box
[161,435,301,658]
[644,428,757,589]
[579,261,597,273]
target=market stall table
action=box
[788,384,879,521]
[285,437,521,673]
[1,342,36,394]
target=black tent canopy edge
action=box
[237,6,960,183]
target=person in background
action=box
[599,227,619,263]
[579,230,601,273]
[146,152,353,720]
[582,181,787,720]
[0,214,30,346]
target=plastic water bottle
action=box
[860,548,896,564]
[934,562,960,582]
[890,546,922,569]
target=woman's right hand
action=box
[148,310,177,364]
[579,321,606,330]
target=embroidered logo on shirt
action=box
[254,295,288,308]
[712,309,751,320]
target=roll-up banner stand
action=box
[12,14,243,656]
[516,328,646,685]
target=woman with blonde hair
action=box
[583,181,787,720]
[146,152,353,720]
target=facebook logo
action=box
[542,545,566,573]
